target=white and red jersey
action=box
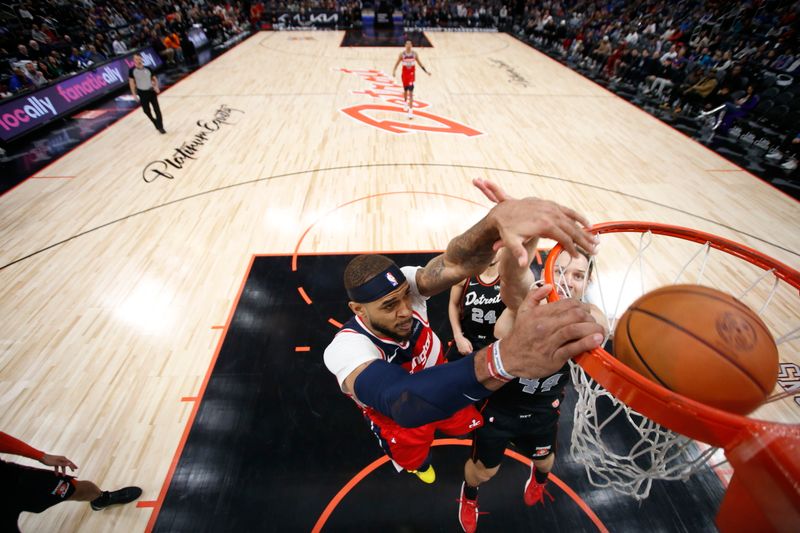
[400,51,417,87]
[323,265,444,394]
[401,51,417,71]
[324,265,483,468]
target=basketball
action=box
[613,284,779,415]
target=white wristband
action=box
[492,340,516,381]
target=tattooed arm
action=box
[415,195,597,297]
[415,216,498,297]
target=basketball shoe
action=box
[458,482,480,533]
[523,465,554,506]
[409,464,435,483]
[91,486,143,510]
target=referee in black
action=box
[128,53,165,134]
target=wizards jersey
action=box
[324,266,444,392]
[337,309,443,375]
[401,51,416,70]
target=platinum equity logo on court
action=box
[141,105,244,183]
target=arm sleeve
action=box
[0,431,44,460]
[323,332,383,390]
[128,67,134,79]
[354,352,492,428]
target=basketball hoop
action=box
[544,221,800,532]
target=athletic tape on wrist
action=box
[492,340,516,381]
[485,344,511,382]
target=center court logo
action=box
[338,68,482,136]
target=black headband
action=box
[347,264,407,303]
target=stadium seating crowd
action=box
[2,0,798,171]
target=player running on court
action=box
[392,40,430,120]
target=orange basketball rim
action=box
[544,221,800,533]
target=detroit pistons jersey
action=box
[458,274,504,350]
[324,266,444,395]
[486,362,570,415]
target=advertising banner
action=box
[0,47,163,143]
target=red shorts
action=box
[364,405,483,470]
[401,68,415,89]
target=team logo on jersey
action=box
[551,398,560,408]
[410,329,433,370]
[464,292,502,306]
[468,418,482,429]
[386,272,398,286]
[337,68,483,137]
[52,479,70,498]
[534,446,552,457]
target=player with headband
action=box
[323,179,604,484]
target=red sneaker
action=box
[524,466,554,507]
[458,482,479,533]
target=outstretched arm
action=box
[0,431,44,461]
[1,431,78,475]
[415,193,596,297]
[348,284,603,427]
[493,235,539,339]
[497,244,537,313]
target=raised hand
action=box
[489,197,596,266]
[474,179,596,265]
[473,178,513,204]
[500,284,604,378]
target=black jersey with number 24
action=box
[458,275,504,349]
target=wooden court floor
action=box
[0,31,798,531]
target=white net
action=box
[548,225,800,500]
[568,361,718,499]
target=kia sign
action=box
[0,48,163,143]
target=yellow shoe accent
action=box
[409,465,436,484]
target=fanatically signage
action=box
[141,104,244,183]
[0,48,163,143]
[338,68,482,136]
